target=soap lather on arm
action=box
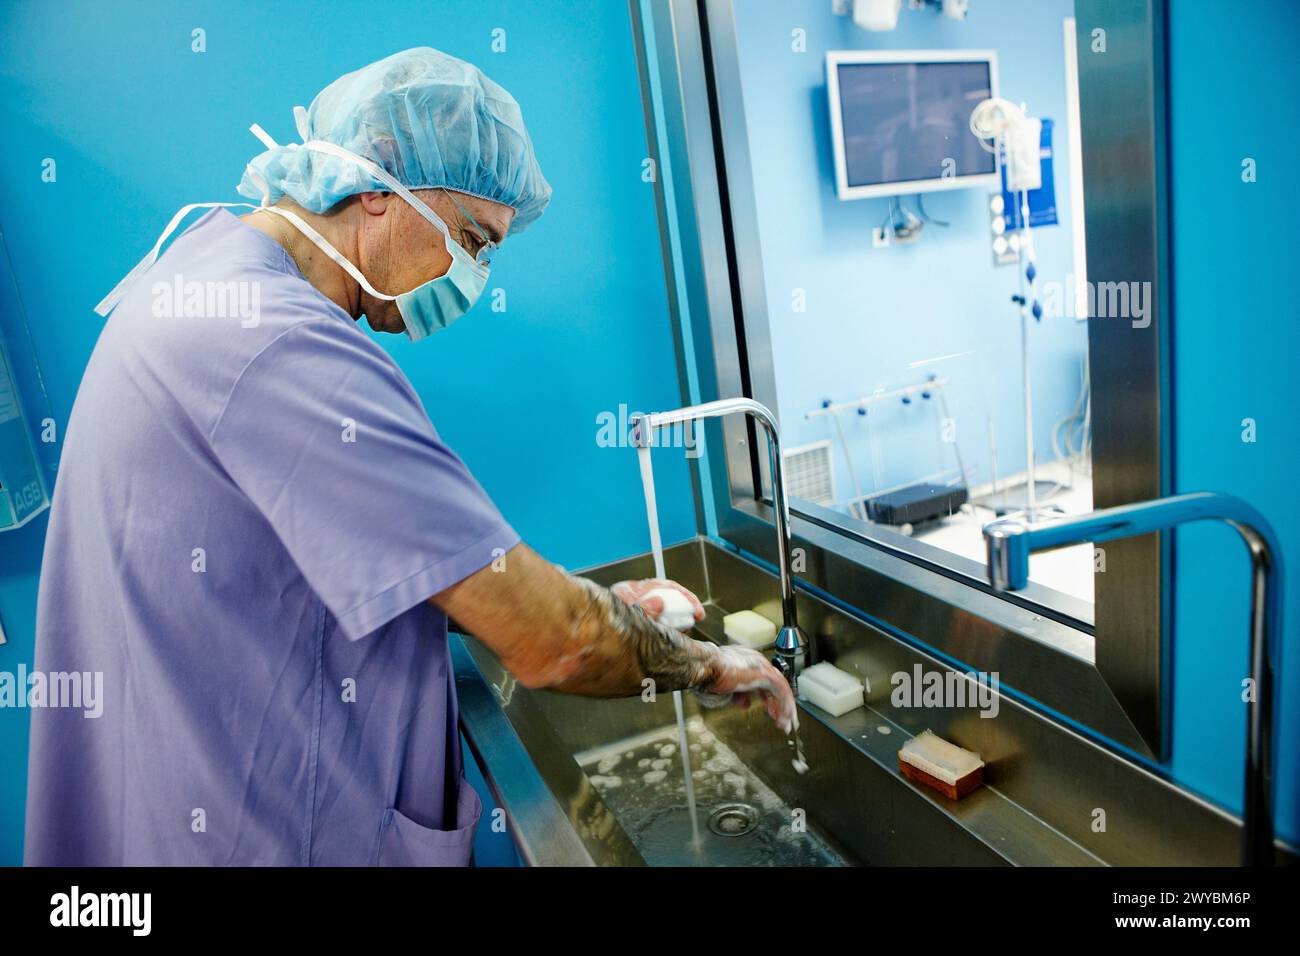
[434,543,797,733]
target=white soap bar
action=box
[899,730,984,786]
[723,609,777,649]
[796,661,865,717]
[644,586,696,631]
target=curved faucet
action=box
[630,398,810,688]
[983,492,1283,866]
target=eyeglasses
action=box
[443,189,498,268]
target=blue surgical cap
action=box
[238,47,551,235]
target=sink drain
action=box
[707,803,759,837]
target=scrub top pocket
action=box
[374,775,482,867]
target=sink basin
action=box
[455,633,858,866]
[573,706,842,866]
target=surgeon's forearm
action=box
[548,575,718,696]
[433,543,718,697]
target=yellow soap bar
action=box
[723,609,778,649]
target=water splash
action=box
[637,444,701,847]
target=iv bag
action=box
[0,229,52,532]
[0,344,47,529]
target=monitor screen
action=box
[833,58,995,195]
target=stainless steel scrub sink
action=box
[452,537,1046,867]
[454,536,1272,867]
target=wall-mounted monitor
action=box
[826,50,1000,200]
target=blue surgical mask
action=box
[394,215,491,341]
[245,134,495,341]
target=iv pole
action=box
[971,96,1052,521]
[1015,185,1040,519]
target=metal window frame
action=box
[629,0,1171,760]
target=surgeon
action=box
[24,48,795,866]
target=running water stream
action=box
[636,444,702,848]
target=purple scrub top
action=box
[24,209,518,865]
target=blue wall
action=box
[0,0,696,864]
[732,0,1087,505]
[1167,0,1300,844]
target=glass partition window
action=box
[728,0,1095,611]
[639,0,1171,754]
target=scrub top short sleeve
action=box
[209,320,518,639]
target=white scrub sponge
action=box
[796,661,865,717]
[644,586,696,631]
[723,609,777,649]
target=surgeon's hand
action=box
[610,579,705,627]
[695,644,798,734]
[610,580,794,732]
